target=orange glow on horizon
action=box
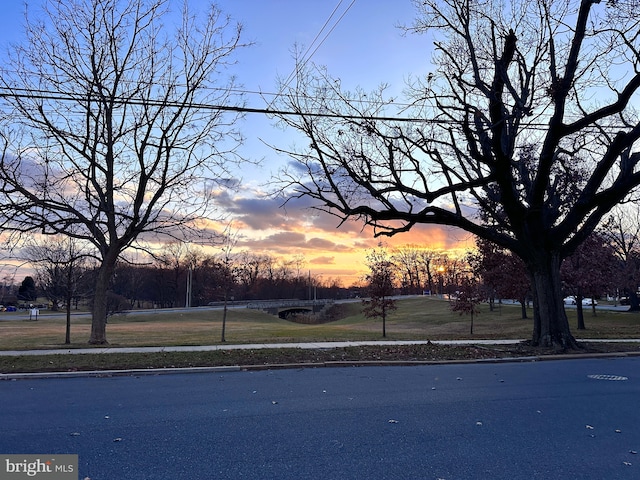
[235,222,475,287]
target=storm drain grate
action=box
[587,374,629,381]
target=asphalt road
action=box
[1,359,639,479]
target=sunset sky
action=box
[0,0,474,285]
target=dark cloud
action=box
[216,188,359,235]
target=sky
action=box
[0,0,473,286]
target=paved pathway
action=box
[1,338,640,356]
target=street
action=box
[1,359,639,479]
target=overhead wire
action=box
[0,86,431,123]
[266,0,357,110]
[0,87,634,130]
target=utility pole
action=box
[185,267,192,308]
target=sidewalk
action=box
[1,338,640,357]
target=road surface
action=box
[1,358,639,479]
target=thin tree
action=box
[273,0,640,348]
[23,236,92,344]
[0,0,247,344]
[362,246,397,338]
[217,227,239,343]
[450,275,482,335]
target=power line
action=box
[267,0,357,110]
[0,86,439,123]
[0,87,635,131]
[0,68,410,108]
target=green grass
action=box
[0,296,639,351]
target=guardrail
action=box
[247,299,333,310]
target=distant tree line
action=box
[4,206,640,327]
[368,213,640,331]
[1,242,349,310]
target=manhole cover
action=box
[587,374,628,381]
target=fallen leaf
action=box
[70,432,81,436]
[615,429,621,433]
[271,401,278,405]
[476,421,483,426]
[623,461,632,466]
[113,438,123,442]
[586,425,594,430]
[388,419,398,424]
[630,450,637,455]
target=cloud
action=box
[197,185,473,287]
[309,255,336,265]
[259,231,307,246]
[306,237,350,251]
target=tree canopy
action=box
[273,0,640,347]
[0,0,247,343]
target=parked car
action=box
[619,297,630,305]
[563,296,598,306]
[5,306,16,312]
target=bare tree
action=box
[23,236,93,344]
[273,0,640,348]
[0,0,247,343]
[561,232,616,328]
[362,245,397,338]
[392,245,425,295]
[215,227,239,342]
[469,236,531,317]
[602,202,640,310]
[450,275,481,335]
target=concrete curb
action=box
[2,350,640,381]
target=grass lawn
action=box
[1,296,639,350]
[1,297,639,373]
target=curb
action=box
[2,350,640,380]
[0,365,243,381]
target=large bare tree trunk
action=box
[528,253,578,349]
[89,251,118,345]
